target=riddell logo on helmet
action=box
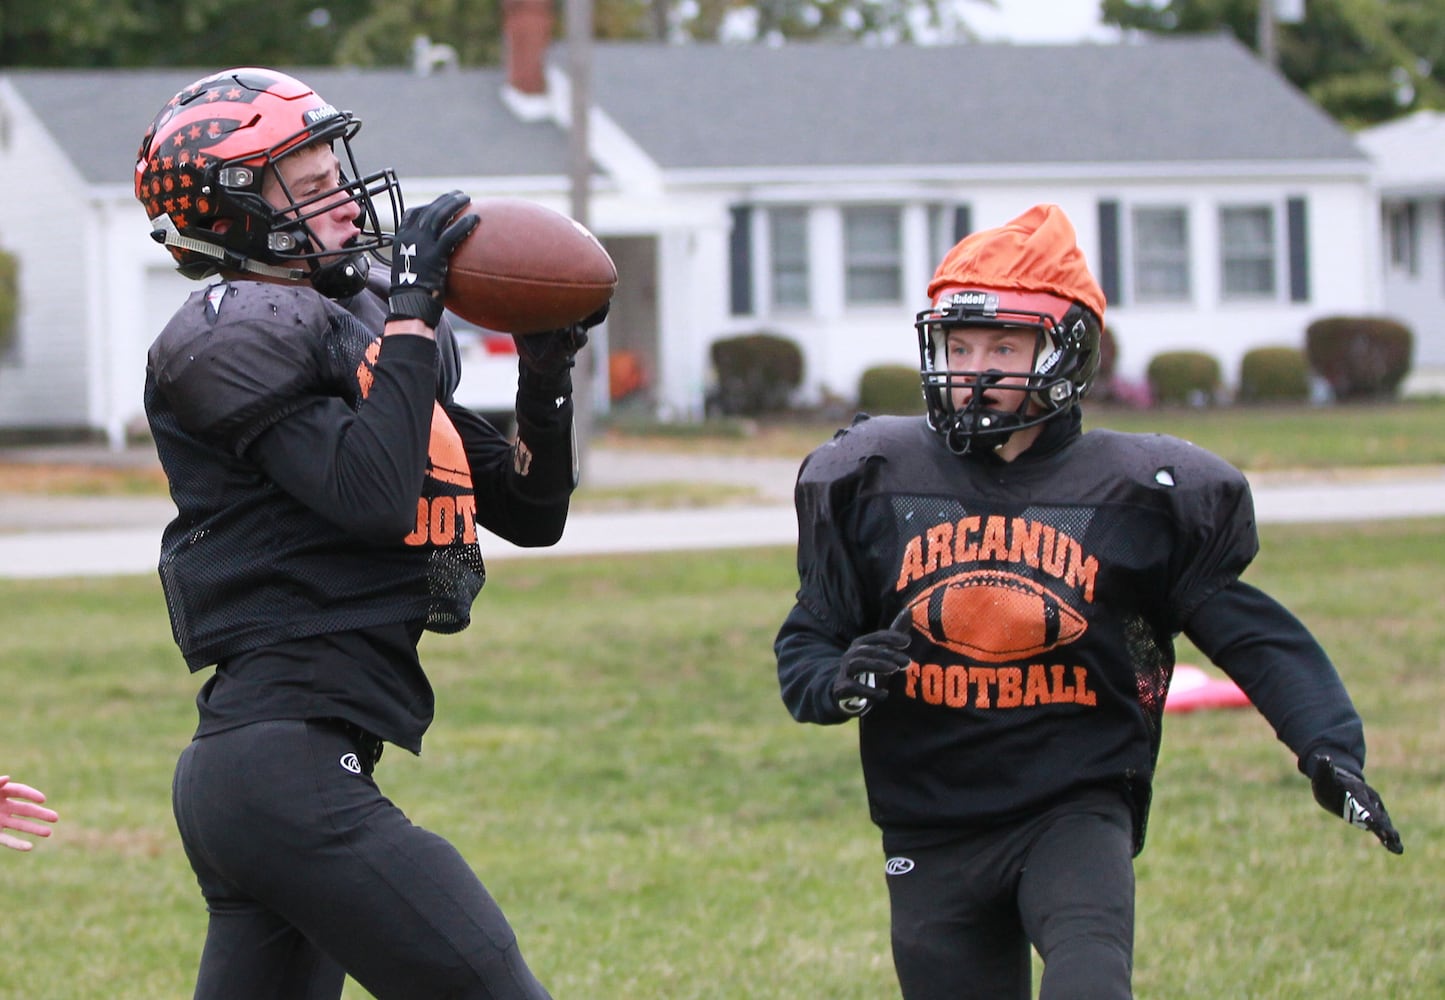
[946,290,998,313]
[303,104,340,126]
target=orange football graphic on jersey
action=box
[910,570,1087,664]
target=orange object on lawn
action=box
[609,350,649,401]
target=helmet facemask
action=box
[915,289,1100,456]
[245,119,400,297]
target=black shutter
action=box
[729,205,753,316]
[1097,200,1121,307]
[952,205,972,242]
[1287,197,1310,303]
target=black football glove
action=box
[388,190,479,328]
[1308,752,1403,855]
[514,302,610,378]
[834,612,913,717]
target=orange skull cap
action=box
[927,204,1106,324]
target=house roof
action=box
[1356,110,1445,193]
[4,33,1364,194]
[584,34,1365,171]
[3,66,573,190]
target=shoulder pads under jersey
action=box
[1077,429,1249,494]
[148,282,339,451]
[797,414,934,487]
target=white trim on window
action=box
[843,205,904,305]
[1130,204,1191,304]
[1219,203,1277,300]
[768,206,810,311]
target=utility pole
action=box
[566,0,596,475]
[1258,0,1276,67]
[1260,0,1306,67]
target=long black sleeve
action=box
[1183,579,1366,775]
[444,366,577,548]
[247,333,438,540]
[776,600,854,725]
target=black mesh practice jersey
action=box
[776,413,1365,853]
[145,277,576,749]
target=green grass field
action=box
[4,520,1443,998]
[603,397,1445,471]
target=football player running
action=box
[775,203,1401,1000]
[138,68,600,999]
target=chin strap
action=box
[150,224,306,282]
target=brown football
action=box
[443,198,617,334]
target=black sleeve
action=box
[775,441,875,726]
[247,333,438,540]
[444,366,576,548]
[1183,579,1365,775]
[775,601,852,725]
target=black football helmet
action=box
[135,67,402,298]
[914,287,1101,455]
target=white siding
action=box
[694,174,1377,409]
[0,81,95,432]
[1378,197,1445,368]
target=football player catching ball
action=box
[138,67,602,999]
[775,203,1401,1000]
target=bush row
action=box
[1146,316,1413,406]
[708,316,1416,417]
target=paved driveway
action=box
[1,448,1443,580]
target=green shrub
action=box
[1146,350,1221,406]
[1238,345,1310,403]
[709,332,804,416]
[857,364,924,415]
[0,249,17,357]
[1304,315,1413,401]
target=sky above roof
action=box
[964,0,1115,44]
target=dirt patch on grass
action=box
[0,463,171,497]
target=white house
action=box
[0,17,1382,447]
[1356,110,1445,385]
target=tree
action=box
[1100,0,1445,127]
[0,0,373,67]
[334,0,504,67]
[1,0,999,67]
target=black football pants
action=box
[883,786,1135,1000]
[172,719,552,1000]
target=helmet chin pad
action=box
[941,372,1029,454]
[944,407,1023,455]
[309,251,371,299]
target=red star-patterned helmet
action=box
[135,67,402,297]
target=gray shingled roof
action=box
[6,34,1363,191]
[5,66,573,188]
[584,34,1365,170]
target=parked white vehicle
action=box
[448,314,519,434]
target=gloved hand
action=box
[834,612,913,717]
[1308,752,1403,854]
[388,190,479,328]
[514,302,610,378]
